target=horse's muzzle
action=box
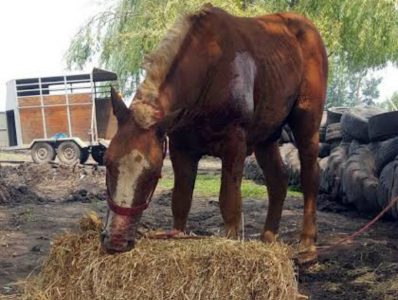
[100,230,135,253]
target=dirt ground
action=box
[0,156,398,299]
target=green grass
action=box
[158,174,302,199]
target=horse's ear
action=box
[110,86,129,123]
[202,3,213,9]
[190,3,213,22]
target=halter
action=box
[106,175,159,216]
[106,139,167,217]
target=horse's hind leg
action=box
[288,96,324,265]
[169,136,200,231]
[255,141,288,243]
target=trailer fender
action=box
[28,138,89,150]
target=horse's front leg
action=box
[169,136,200,232]
[219,126,247,238]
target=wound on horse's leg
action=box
[255,142,288,243]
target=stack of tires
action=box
[243,125,300,186]
[243,107,398,220]
[320,107,398,219]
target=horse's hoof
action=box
[260,230,276,243]
[296,250,318,267]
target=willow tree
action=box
[66,0,398,95]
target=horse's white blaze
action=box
[113,150,150,207]
[231,52,257,114]
[104,150,150,236]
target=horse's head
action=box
[101,87,165,253]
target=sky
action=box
[0,1,397,111]
[0,0,100,110]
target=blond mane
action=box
[136,16,192,103]
[131,5,214,129]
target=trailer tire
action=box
[92,146,106,165]
[80,148,90,165]
[57,141,82,165]
[31,142,56,164]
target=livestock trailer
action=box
[3,68,118,165]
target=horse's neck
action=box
[157,100,186,132]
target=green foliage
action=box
[362,76,382,106]
[66,0,264,91]
[326,58,383,108]
[66,0,398,95]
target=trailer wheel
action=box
[92,146,106,165]
[58,141,82,165]
[31,142,56,164]
[80,148,90,165]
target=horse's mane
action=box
[137,17,192,102]
[136,5,214,103]
[130,5,215,129]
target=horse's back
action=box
[173,7,328,149]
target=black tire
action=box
[280,143,300,187]
[369,111,398,142]
[92,146,106,165]
[280,129,291,144]
[319,126,327,143]
[327,107,349,125]
[31,142,56,164]
[319,156,330,193]
[57,141,82,165]
[362,177,379,212]
[341,129,354,143]
[370,136,398,176]
[341,145,378,212]
[80,148,90,164]
[329,140,342,151]
[325,123,342,143]
[377,160,398,219]
[243,156,264,184]
[318,143,330,158]
[348,139,362,155]
[321,143,350,200]
[340,107,385,143]
[279,125,294,144]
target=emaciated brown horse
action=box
[101,4,328,264]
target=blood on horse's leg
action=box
[169,138,199,231]
[219,127,247,238]
[255,142,288,243]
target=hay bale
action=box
[23,216,298,300]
